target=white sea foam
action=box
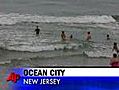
[83,43,115,58]
[95,23,119,29]
[84,50,112,58]
[5,43,79,52]
[84,44,117,58]
[0,28,81,52]
[0,13,116,25]
[0,60,11,64]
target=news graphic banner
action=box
[4,68,119,90]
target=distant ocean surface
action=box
[0,0,119,66]
[0,0,119,16]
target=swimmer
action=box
[86,31,91,41]
[112,42,119,54]
[61,31,66,41]
[106,34,110,40]
[35,26,40,35]
[70,34,73,39]
[69,34,73,40]
[110,53,119,67]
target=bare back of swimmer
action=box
[61,31,66,41]
[86,32,91,41]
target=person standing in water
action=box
[35,26,40,35]
[61,31,66,41]
[70,34,73,40]
[110,53,119,67]
[106,34,110,40]
[86,31,91,41]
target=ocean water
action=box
[0,0,119,67]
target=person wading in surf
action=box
[69,34,73,40]
[86,31,91,41]
[35,26,40,35]
[110,53,119,67]
[112,42,119,54]
[61,31,66,41]
[106,34,110,40]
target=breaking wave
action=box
[0,60,11,64]
[0,41,114,58]
[84,51,112,58]
[83,43,117,58]
[0,13,116,25]
[0,42,80,52]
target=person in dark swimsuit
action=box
[70,34,73,40]
[35,26,40,35]
[107,34,110,40]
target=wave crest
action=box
[0,43,80,52]
[0,13,116,25]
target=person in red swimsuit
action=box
[110,53,119,67]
